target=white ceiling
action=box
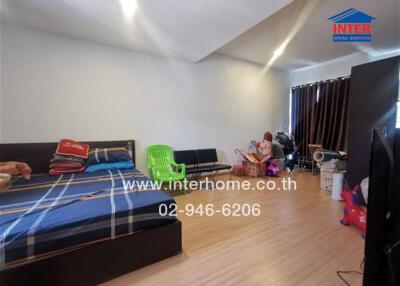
[218,0,400,70]
[0,0,293,62]
[1,0,399,71]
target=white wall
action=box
[290,50,400,86]
[290,52,370,86]
[1,24,290,173]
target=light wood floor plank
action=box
[103,171,364,286]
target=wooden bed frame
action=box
[0,140,182,286]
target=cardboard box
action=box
[243,160,266,177]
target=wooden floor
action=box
[103,171,365,286]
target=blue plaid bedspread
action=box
[0,169,176,268]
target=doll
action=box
[259,131,273,159]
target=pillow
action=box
[56,139,89,159]
[86,147,131,167]
[86,147,132,167]
[85,161,134,173]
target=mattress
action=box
[0,169,176,268]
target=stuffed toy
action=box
[340,184,367,238]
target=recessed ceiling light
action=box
[119,0,138,19]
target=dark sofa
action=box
[173,148,231,176]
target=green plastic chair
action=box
[146,145,186,184]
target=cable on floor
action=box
[336,257,364,285]
[336,270,363,286]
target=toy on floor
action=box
[248,152,261,164]
[340,184,367,238]
[234,131,282,177]
[259,131,273,158]
[266,160,281,177]
[249,140,259,153]
[232,164,244,176]
[259,132,281,176]
[235,149,249,162]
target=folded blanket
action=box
[50,154,85,164]
[49,165,85,176]
[49,162,84,169]
[49,140,88,175]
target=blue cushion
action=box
[85,161,134,173]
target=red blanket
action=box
[49,162,84,169]
[49,165,85,176]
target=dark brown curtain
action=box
[291,77,350,158]
[313,78,350,151]
[291,84,318,158]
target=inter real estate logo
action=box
[328,8,375,42]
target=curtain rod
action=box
[291,75,350,89]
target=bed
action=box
[0,140,182,285]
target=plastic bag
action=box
[361,177,369,204]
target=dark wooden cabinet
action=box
[346,56,399,187]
